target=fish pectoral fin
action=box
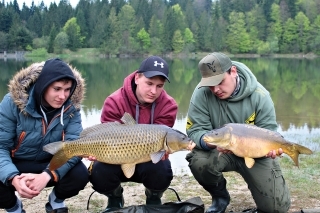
[121,164,136,178]
[150,151,166,164]
[244,157,255,168]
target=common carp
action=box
[43,112,190,178]
[203,123,313,168]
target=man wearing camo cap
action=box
[185,52,291,213]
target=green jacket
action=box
[186,61,277,149]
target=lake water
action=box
[1,56,320,175]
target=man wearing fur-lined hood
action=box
[0,58,89,213]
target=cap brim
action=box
[197,73,225,88]
[143,71,170,83]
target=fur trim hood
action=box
[8,61,85,114]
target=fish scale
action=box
[203,123,313,168]
[43,112,190,178]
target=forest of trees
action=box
[0,0,320,55]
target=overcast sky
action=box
[10,0,79,9]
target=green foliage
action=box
[32,37,48,49]
[226,12,252,53]
[0,31,8,50]
[63,17,84,51]
[281,18,299,52]
[172,30,184,53]
[0,8,13,33]
[117,4,136,52]
[149,37,165,54]
[309,15,320,53]
[7,25,32,50]
[54,31,69,53]
[25,45,32,51]
[25,47,48,57]
[0,0,320,55]
[295,12,311,52]
[137,28,151,51]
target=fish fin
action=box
[121,164,136,178]
[295,144,313,155]
[244,157,255,168]
[121,112,136,125]
[80,123,101,137]
[150,151,166,163]
[48,149,70,170]
[43,142,64,155]
[286,144,312,168]
[80,122,121,137]
[287,151,300,167]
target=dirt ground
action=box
[1,172,319,213]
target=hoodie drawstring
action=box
[40,106,48,125]
[135,102,156,124]
[60,106,64,126]
[40,105,65,126]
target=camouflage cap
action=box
[197,52,232,88]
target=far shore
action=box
[1,49,319,60]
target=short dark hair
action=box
[56,77,73,84]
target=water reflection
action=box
[1,57,320,175]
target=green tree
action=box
[269,3,283,41]
[148,15,162,38]
[42,2,59,36]
[89,4,109,47]
[54,31,68,53]
[281,18,298,52]
[48,24,57,53]
[172,29,184,53]
[57,0,74,29]
[183,27,195,52]
[137,28,151,51]
[7,25,32,50]
[196,11,210,51]
[102,7,120,55]
[309,15,320,54]
[20,3,31,22]
[162,7,175,51]
[294,11,310,52]
[211,17,228,51]
[76,9,88,46]
[0,31,8,50]
[63,17,84,51]
[0,8,13,33]
[246,9,261,52]
[27,7,42,37]
[226,12,251,53]
[117,4,136,53]
[297,0,319,22]
[130,0,151,31]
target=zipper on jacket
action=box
[44,105,72,135]
[11,131,26,157]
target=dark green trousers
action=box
[186,148,291,213]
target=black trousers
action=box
[0,159,89,209]
[89,159,173,194]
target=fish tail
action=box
[43,142,64,155]
[287,150,300,167]
[287,144,313,168]
[294,144,313,155]
[48,149,70,170]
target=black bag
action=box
[87,188,205,213]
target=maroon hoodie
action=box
[101,71,177,127]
